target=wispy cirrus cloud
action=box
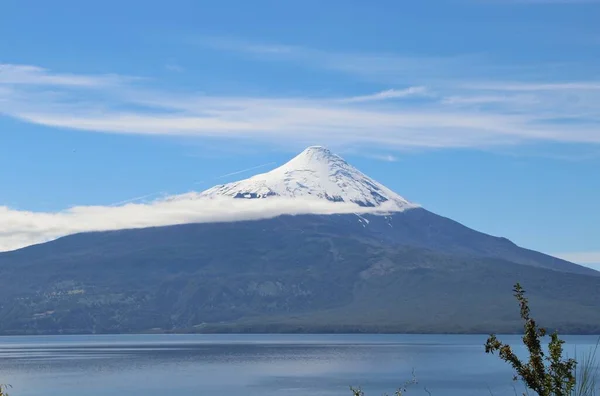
[0,64,134,87]
[463,82,600,91]
[1,60,600,151]
[340,87,428,103]
[366,154,399,162]
[441,94,538,105]
[194,37,489,84]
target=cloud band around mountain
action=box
[0,195,414,252]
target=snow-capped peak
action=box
[200,146,414,211]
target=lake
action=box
[0,334,597,395]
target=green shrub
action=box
[485,283,579,396]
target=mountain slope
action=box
[0,211,598,335]
[0,146,597,335]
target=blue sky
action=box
[1,0,600,267]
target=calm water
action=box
[0,334,598,396]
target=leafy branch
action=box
[485,283,577,396]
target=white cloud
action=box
[1,62,600,150]
[341,87,427,103]
[11,106,536,148]
[553,251,600,264]
[365,154,399,162]
[0,64,132,87]
[0,196,410,252]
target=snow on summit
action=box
[200,146,415,211]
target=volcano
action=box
[0,146,598,335]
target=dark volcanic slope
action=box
[374,208,596,275]
[0,209,597,335]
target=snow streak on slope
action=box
[201,146,416,211]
